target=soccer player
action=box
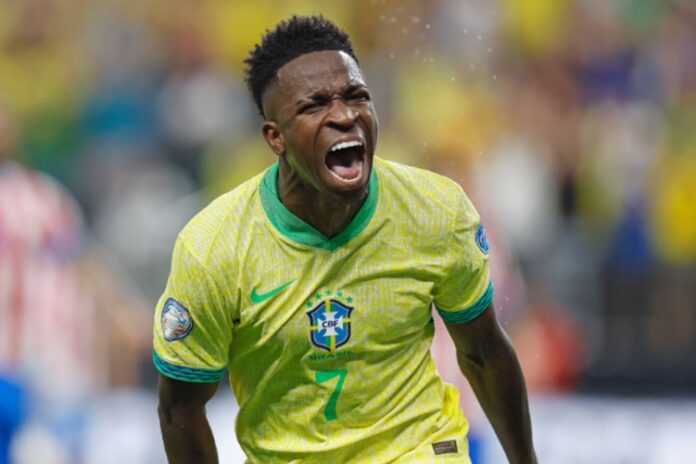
[154,15,537,463]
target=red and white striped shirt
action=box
[0,162,98,401]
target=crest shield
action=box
[307,299,353,352]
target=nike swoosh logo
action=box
[250,280,295,304]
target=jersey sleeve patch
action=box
[153,351,226,383]
[475,223,490,254]
[161,298,194,341]
[436,281,494,324]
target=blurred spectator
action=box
[0,100,96,404]
[0,99,150,462]
[78,6,162,211]
[0,0,84,184]
[156,13,248,186]
[0,97,92,463]
[91,156,201,304]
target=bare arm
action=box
[444,306,537,464]
[158,375,220,464]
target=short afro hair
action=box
[244,15,359,117]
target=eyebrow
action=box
[307,92,330,102]
[303,84,367,102]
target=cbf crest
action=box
[306,291,354,352]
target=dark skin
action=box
[158,377,219,463]
[260,50,378,238]
[445,307,538,463]
[158,50,536,463]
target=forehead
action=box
[275,50,366,98]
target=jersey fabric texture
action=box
[153,157,493,463]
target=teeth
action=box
[329,140,363,153]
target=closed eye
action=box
[299,98,328,114]
[348,90,371,102]
[299,102,320,114]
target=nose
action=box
[326,99,357,130]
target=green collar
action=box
[259,163,379,250]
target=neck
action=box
[277,163,367,238]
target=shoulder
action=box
[375,157,467,219]
[177,170,266,266]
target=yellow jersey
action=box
[153,157,493,463]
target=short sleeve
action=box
[432,190,494,324]
[153,237,233,383]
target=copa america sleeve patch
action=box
[161,298,194,341]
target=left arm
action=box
[444,305,537,464]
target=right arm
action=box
[155,238,234,462]
[158,375,220,464]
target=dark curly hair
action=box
[244,15,359,117]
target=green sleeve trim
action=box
[153,351,226,384]
[436,281,494,324]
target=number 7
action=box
[315,369,348,421]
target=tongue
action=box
[326,148,362,180]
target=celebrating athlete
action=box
[154,15,536,463]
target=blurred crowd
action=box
[0,0,695,461]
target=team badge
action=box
[307,293,353,352]
[161,298,194,341]
[475,223,490,254]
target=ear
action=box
[262,121,285,157]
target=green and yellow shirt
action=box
[153,157,493,463]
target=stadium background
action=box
[0,0,695,462]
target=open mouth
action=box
[325,140,365,183]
